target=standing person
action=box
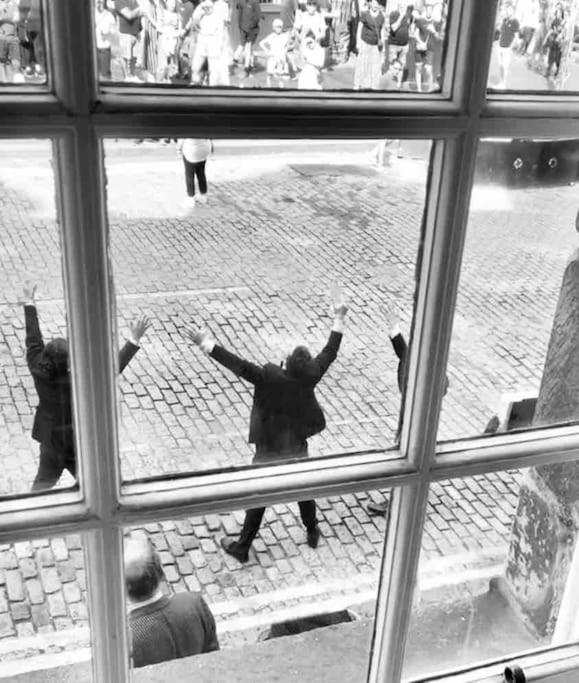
[177,138,212,209]
[496,2,520,89]
[156,0,181,81]
[412,2,439,92]
[0,0,21,83]
[294,0,326,44]
[18,0,44,80]
[297,29,325,88]
[95,0,118,81]
[543,3,566,84]
[114,0,143,77]
[184,288,349,563]
[234,0,261,77]
[260,18,290,88]
[518,0,539,55]
[21,283,151,491]
[353,0,384,91]
[124,533,219,668]
[190,0,229,85]
[366,312,449,516]
[387,2,412,89]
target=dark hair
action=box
[125,540,164,601]
[286,345,313,379]
[42,338,69,378]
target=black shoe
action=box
[306,525,321,549]
[220,537,249,563]
[367,501,388,516]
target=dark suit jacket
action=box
[210,330,343,461]
[25,305,139,453]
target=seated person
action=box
[124,533,219,667]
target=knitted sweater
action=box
[129,592,219,668]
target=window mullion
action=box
[53,124,127,681]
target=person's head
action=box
[397,1,407,12]
[43,337,69,378]
[124,534,164,603]
[306,0,317,15]
[96,0,105,10]
[505,3,514,18]
[424,1,433,19]
[273,17,283,32]
[554,3,564,19]
[285,345,313,379]
[369,0,380,12]
[166,0,177,11]
[389,59,402,77]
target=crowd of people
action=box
[0,0,44,83]
[93,0,448,91]
[493,0,578,90]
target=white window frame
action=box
[0,1,578,681]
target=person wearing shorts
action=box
[260,18,290,88]
[114,0,142,77]
[387,1,412,88]
[235,0,261,76]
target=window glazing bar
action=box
[84,527,130,683]
[369,2,498,681]
[478,116,579,138]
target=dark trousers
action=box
[237,500,317,552]
[32,443,76,491]
[183,159,207,196]
[97,47,112,80]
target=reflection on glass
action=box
[489,0,579,92]
[0,0,46,85]
[404,469,579,679]
[96,0,449,92]
[0,534,91,679]
[438,137,579,443]
[125,492,383,670]
[0,141,82,498]
[104,138,430,481]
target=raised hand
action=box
[129,315,152,344]
[19,282,38,305]
[330,283,348,318]
[184,326,208,347]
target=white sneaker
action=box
[198,194,207,205]
[183,196,196,212]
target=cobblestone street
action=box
[0,138,577,664]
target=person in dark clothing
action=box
[366,316,449,516]
[235,0,262,76]
[18,0,44,78]
[125,533,219,668]
[185,289,349,563]
[22,283,151,491]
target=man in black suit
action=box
[185,291,348,563]
[21,283,151,491]
[366,314,449,516]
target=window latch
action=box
[503,665,526,682]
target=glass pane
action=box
[404,470,579,679]
[96,0,449,92]
[104,137,431,482]
[123,489,386,673]
[0,533,92,681]
[488,0,579,92]
[438,137,579,444]
[0,0,47,85]
[0,140,81,498]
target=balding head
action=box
[124,533,164,603]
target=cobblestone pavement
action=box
[0,138,576,658]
